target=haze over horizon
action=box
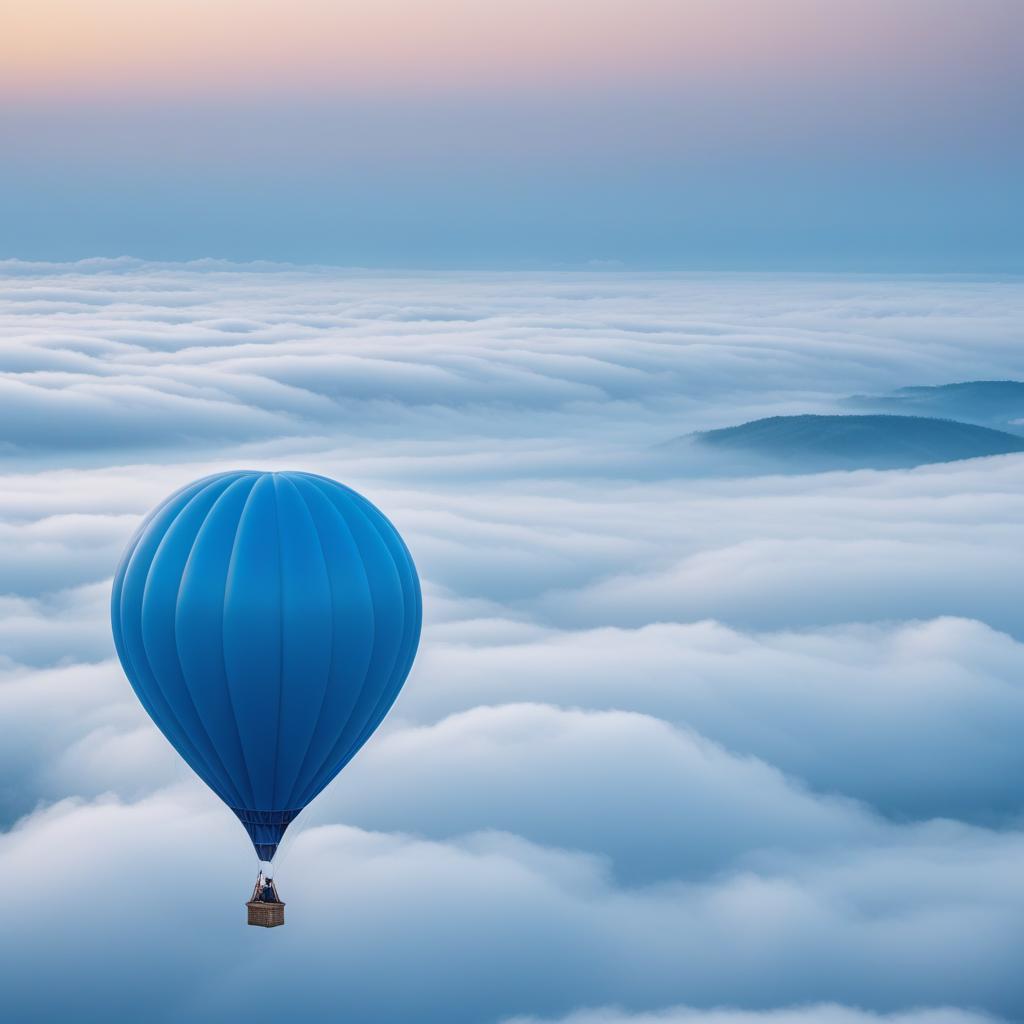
[2,0,1022,269]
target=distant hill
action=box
[846,380,1024,430]
[690,414,1024,470]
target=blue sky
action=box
[2,0,1022,269]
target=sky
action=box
[3,3,1024,1022]
[2,0,1022,268]
[2,262,1024,1022]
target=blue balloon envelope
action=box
[111,471,421,861]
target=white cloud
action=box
[2,266,1023,456]
[503,1008,1000,1024]
[407,618,1024,822]
[301,702,881,881]
[2,788,1022,1023]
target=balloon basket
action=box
[246,872,285,928]
[247,901,285,928]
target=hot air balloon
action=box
[110,470,421,927]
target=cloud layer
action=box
[2,264,1024,1023]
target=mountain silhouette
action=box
[690,414,1024,470]
[846,380,1024,429]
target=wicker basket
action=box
[247,899,285,928]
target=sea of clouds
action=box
[1,262,1023,1023]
